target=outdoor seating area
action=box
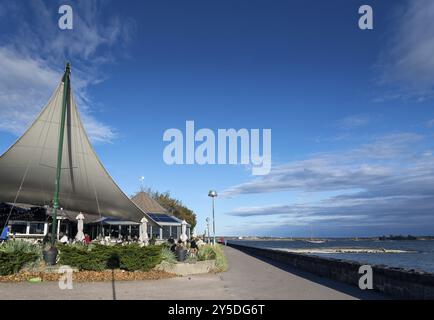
[0,231,227,280]
[0,63,223,283]
[0,196,191,246]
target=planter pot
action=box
[176,248,187,262]
[43,247,58,266]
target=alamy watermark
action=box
[358,265,373,290]
[58,266,73,290]
[58,5,73,30]
[358,5,373,30]
[56,4,373,32]
[163,121,271,175]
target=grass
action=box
[198,244,228,272]
[159,244,228,272]
[160,247,177,264]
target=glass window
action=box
[29,223,44,234]
[171,226,178,239]
[10,222,27,234]
[120,225,130,238]
[162,226,171,239]
[131,225,139,239]
[147,225,152,238]
[105,225,119,238]
[152,226,160,239]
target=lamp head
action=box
[208,190,218,198]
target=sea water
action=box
[229,239,434,273]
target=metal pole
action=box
[51,63,71,246]
[212,197,216,245]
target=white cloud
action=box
[378,0,434,100]
[0,0,135,143]
[338,114,371,129]
[223,131,434,232]
[222,132,424,197]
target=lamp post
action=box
[205,217,210,244]
[139,176,145,192]
[208,190,217,245]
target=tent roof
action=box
[131,192,168,214]
[0,66,159,227]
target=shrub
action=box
[119,244,162,271]
[161,247,177,264]
[198,245,217,261]
[198,244,228,272]
[149,236,156,246]
[0,241,41,276]
[0,251,39,276]
[213,245,228,272]
[58,244,163,272]
[0,240,42,256]
[59,244,113,271]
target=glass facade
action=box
[10,222,27,234]
[171,226,178,239]
[9,221,46,235]
[131,225,139,239]
[29,223,44,234]
[162,226,171,239]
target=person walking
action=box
[0,225,10,242]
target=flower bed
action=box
[0,269,175,283]
[0,241,228,282]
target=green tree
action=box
[150,190,197,231]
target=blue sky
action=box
[1,0,434,237]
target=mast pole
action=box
[51,62,71,246]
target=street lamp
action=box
[208,190,217,245]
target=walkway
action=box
[0,246,386,300]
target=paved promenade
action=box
[1,246,385,300]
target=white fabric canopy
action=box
[0,72,160,226]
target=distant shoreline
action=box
[276,248,412,254]
[224,236,434,241]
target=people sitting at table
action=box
[190,237,199,257]
[84,234,91,244]
[167,237,176,252]
[59,232,69,244]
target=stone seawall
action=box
[227,242,434,299]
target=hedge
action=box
[0,251,39,276]
[0,241,41,276]
[59,244,163,272]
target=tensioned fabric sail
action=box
[0,72,159,226]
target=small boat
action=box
[306,225,326,244]
[305,239,326,244]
